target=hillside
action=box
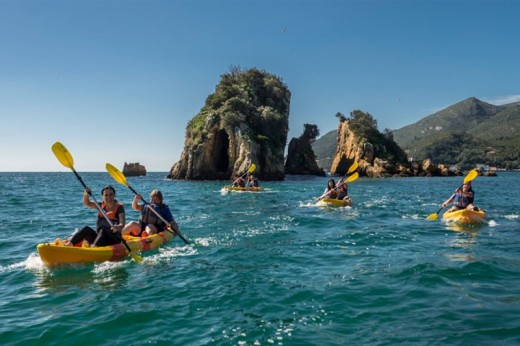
[393,97,520,169]
[311,129,337,171]
[312,97,520,171]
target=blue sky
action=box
[1,0,519,172]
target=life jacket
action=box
[453,193,470,208]
[140,204,166,228]
[97,201,123,230]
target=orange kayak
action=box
[37,231,175,267]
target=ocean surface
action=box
[0,171,519,345]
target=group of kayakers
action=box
[56,186,179,248]
[322,176,479,213]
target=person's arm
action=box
[442,195,455,208]
[111,207,125,233]
[132,194,144,211]
[83,188,97,209]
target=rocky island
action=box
[168,67,291,181]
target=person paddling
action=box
[122,189,179,238]
[442,181,476,212]
[336,179,351,203]
[57,185,126,247]
[323,179,338,199]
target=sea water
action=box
[0,172,519,345]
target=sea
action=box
[0,171,519,345]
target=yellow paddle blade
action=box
[346,172,359,183]
[248,164,256,173]
[106,163,128,187]
[464,169,479,184]
[130,253,143,262]
[347,161,358,174]
[51,142,74,169]
[427,213,439,221]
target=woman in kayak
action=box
[323,179,338,199]
[442,181,476,212]
[336,179,351,203]
[232,175,246,187]
[122,189,179,238]
[58,185,126,247]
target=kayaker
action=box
[336,179,351,203]
[442,182,476,212]
[58,185,126,247]
[246,174,259,187]
[232,175,246,187]
[323,179,338,198]
[122,189,179,238]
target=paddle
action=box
[230,164,256,187]
[51,142,142,262]
[313,162,359,203]
[427,169,479,221]
[105,163,190,245]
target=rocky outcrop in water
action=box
[123,162,146,177]
[167,67,291,180]
[285,124,325,176]
[330,111,457,177]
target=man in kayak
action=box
[122,189,179,238]
[442,181,476,212]
[57,185,126,247]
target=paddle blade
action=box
[427,213,439,221]
[51,142,74,169]
[464,169,479,184]
[106,163,128,187]
[347,161,358,174]
[130,253,143,262]
[346,172,359,183]
[249,164,256,173]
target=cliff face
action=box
[167,68,291,181]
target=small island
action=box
[123,162,146,177]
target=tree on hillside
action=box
[300,123,320,143]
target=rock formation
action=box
[330,111,457,177]
[285,124,325,176]
[123,162,146,177]
[168,67,291,180]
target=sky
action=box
[1,0,519,172]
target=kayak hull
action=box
[223,186,262,192]
[318,198,352,207]
[37,231,175,267]
[442,209,486,224]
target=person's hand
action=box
[111,224,123,233]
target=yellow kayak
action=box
[442,208,486,224]
[223,186,262,192]
[318,198,353,207]
[37,231,175,267]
